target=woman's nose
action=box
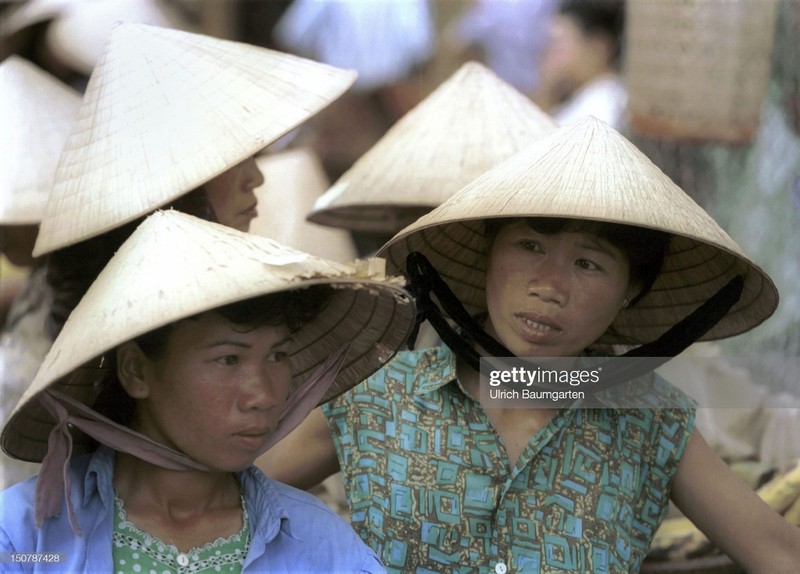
[528,259,569,305]
[241,156,265,189]
[239,371,281,411]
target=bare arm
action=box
[256,407,340,490]
[671,429,800,574]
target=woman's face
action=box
[124,312,293,471]
[203,156,265,232]
[484,221,635,358]
[539,13,611,96]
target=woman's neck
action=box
[113,451,241,519]
[112,451,246,552]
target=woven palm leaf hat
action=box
[379,117,778,348]
[0,56,81,224]
[307,61,557,233]
[32,22,357,256]
[3,210,414,464]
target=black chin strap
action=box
[406,252,514,366]
[590,273,743,391]
[405,251,745,392]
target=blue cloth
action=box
[0,447,384,573]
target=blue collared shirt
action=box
[0,446,384,573]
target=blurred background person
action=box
[444,0,557,96]
[271,0,435,181]
[533,0,626,128]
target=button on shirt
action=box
[0,446,385,573]
[323,347,697,573]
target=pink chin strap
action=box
[35,345,350,535]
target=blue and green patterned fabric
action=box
[323,346,696,573]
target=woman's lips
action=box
[233,430,270,451]
[515,313,562,343]
[241,204,258,218]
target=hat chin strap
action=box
[34,345,349,536]
[406,251,515,365]
[405,251,744,391]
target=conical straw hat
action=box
[380,117,778,345]
[44,0,197,76]
[0,56,81,224]
[248,147,358,263]
[33,22,357,256]
[307,61,557,233]
[3,210,414,462]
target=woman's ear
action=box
[117,342,151,399]
[624,282,643,309]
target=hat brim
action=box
[382,218,776,346]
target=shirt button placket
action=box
[494,560,508,574]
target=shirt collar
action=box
[82,447,297,543]
[238,466,294,543]
[405,345,459,395]
[83,445,116,508]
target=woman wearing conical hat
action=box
[35,22,356,337]
[307,61,556,242]
[261,117,800,572]
[0,210,415,572]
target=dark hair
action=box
[135,285,334,361]
[559,0,625,65]
[484,217,670,305]
[91,285,334,427]
[45,187,217,340]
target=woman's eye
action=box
[267,351,289,363]
[519,240,543,252]
[576,258,601,271]
[215,355,239,366]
